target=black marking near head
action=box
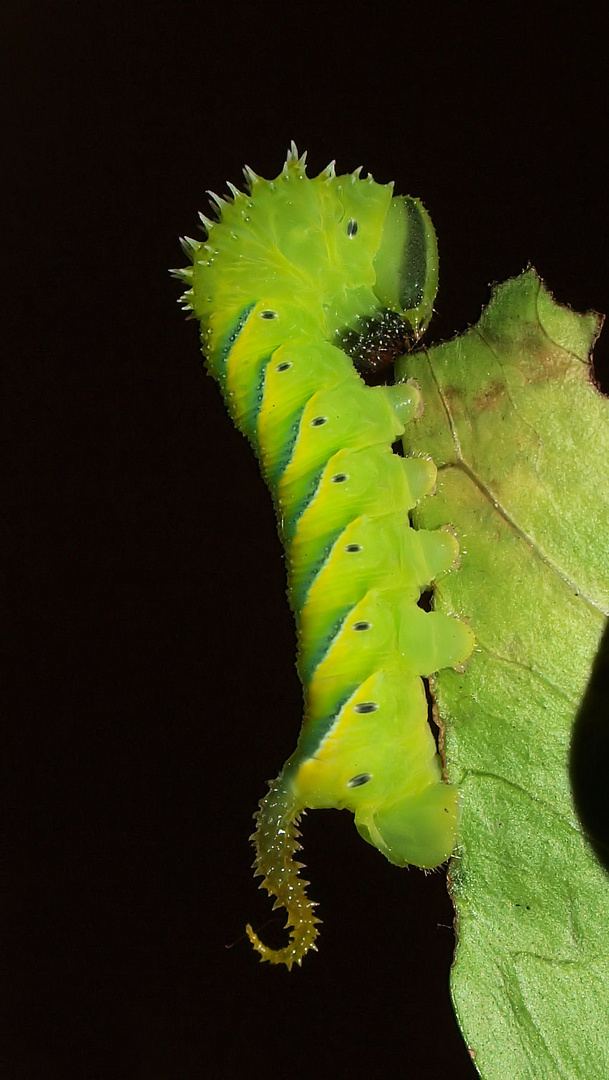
[353,621,371,631]
[347,219,358,237]
[261,310,278,319]
[345,543,362,553]
[276,361,292,371]
[331,473,348,483]
[354,702,378,714]
[338,309,411,384]
[398,198,426,311]
[347,773,372,788]
[311,416,328,427]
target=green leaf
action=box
[397,269,609,1080]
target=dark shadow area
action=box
[570,620,609,872]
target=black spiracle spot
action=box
[353,621,371,632]
[354,702,378,714]
[331,473,348,483]
[261,310,277,320]
[345,543,362,553]
[276,362,291,372]
[347,219,358,237]
[347,773,372,788]
[311,416,328,427]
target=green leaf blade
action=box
[397,269,609,1080]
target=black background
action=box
[5,3,609,1078]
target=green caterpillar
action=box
[175,146,474,968]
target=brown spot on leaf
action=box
[473,381,506,412]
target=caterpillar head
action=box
[176,147,438,383]
[339,195,439,381]
[373,195,439,339]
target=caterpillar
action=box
[175,145,474,968]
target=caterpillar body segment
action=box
[179,147,473,966]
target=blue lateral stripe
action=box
[296,687,358,761]
[213,302,256,388]
[289,526,345,614]
[265,406,306,493]
[281,468,325,543]
[298,604,355,685]
[241,354,273,449]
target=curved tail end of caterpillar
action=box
[246,770,321,969]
